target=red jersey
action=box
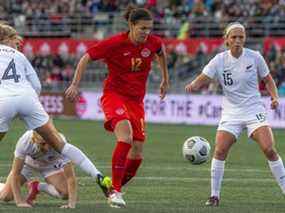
[87,32,162,102]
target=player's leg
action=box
[0,171,27,202]
[250,125,285,193]
[206,121,240,207]
[101,93,133,207]
[121,101,145,186]
[20,94,105,180]
[36,121,105,180]
[122,141,143,186]
[26,166,67,205]
[108,119,132,207]
[44,172,68,199]
[0,97,16,142]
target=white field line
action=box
[0,163,270,173]
[71,176,276,183]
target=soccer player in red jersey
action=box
[65,5,169,208]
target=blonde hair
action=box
[0,22,22,44]
[31,131,45,145]
[223,22,245,47]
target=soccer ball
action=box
[182,136,211,165]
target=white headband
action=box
[225,23,245,36]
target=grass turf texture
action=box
[0,119,284,213]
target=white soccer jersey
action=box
[0,44,37,96]
[202,48,270,120]
[14,130,70,170]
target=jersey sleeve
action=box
[18,53,37,76]
[87,38,113,60]
[152,36,163,55]
[202,55,219,79]
[14,131,32,160]
[255,51,270,78]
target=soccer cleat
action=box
[26,180,40,205]
[96,174,112,198]
[108,190,126,208]
[205,196,219,207]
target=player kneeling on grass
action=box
[0,131,110,208]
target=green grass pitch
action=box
[0,119,285,213]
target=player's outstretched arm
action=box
[262,74,279,109]
[60,162,77,209]
[65,53,91,102]
[156,44,169,100]
[185,73,212,93]
[10,157,32,208]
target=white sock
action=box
[211,158,225,198]
[62,143,101,178]
[268,156,285,194]
[38,183,62,198]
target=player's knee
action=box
[130,144,143,158]
[115,120,133,143]
[214,148,228,160]
[263,147,278,161]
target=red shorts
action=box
[100,92,145,141]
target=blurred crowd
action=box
[28,41,285,96]
[1,0,285,94]
[1,0,285,37]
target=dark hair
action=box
[124,4,153,24]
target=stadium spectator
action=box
[2,0,284,38]
[185,22,285,206]
[65,4,169,208]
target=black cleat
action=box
[205,196,219,206]
[96,174,112,198]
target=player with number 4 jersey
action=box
[0,23,112,208]
[65,5,169,208]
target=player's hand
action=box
[16,202,32,208]
[185,83,194,93]
[60,203,76,209]
[65,84,79,102]
[271,97,279,109]
[159,79,169,100]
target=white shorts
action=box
[21,159,70,180]
[217,112,269,139]
[0,93,49,132]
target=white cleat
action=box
[108,190,126,208]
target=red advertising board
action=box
[22,38,224,56]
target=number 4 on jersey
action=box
[2,59,20,83]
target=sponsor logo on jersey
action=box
[123,52,131,56]
[246,65,253,69]
[141,48,151,58]
[245,64,253,72]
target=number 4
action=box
[2,59,20,82]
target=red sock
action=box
[112,141,131,192]
[121,158,142,186]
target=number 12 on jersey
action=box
[131,58,142,72]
